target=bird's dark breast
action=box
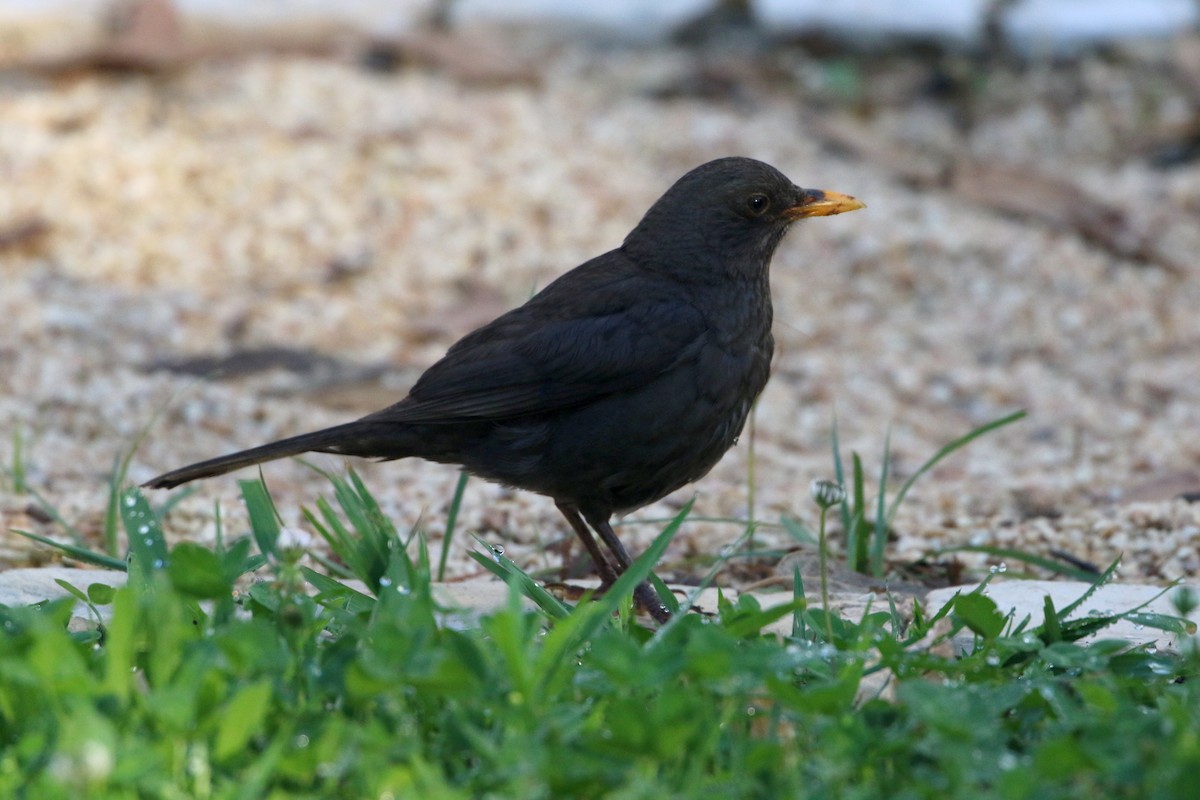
[453,321,774,515]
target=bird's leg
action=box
[582,510,672,624]
[583,511,634,571]
[556,503,621,586]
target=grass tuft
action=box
[5,439,1200,796]
[833,410,1027,575]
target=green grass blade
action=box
[649,571,680,616]
[884,410,1026,529]
[340,470,400,590]
[9,528,127,571]
[831,412,851,542]
[467,537,572,620]
[307,498,352,556]
[780,514,816,544]
[120,487,170,578]
[840,451,862,571]
[103,453,124,557]
[937,545,1102,582]
[8,425,28,492]
[1125,612,1196,636]
[1040,595,1063,643]
[437,469,470,582]
[792,564,807,638]
[306,549,357,580]
[301,566,377,614]
[106,403,167,556]
[870,426,892,577]
[239,478,282,559]
[23,484,88,546]
[1054,557,1121,620]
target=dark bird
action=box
[144,157,864,621]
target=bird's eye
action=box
[746,193,770,216]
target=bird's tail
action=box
[143,421,400,489]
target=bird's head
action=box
[623,157,864,281]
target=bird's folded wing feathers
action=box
[365,302,706,423]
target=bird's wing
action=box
[365,265,706,424]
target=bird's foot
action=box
[542,579,672,623]
[633,580,672,623]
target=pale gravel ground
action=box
[2,28,1199,585]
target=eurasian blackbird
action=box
[144,157,864,621]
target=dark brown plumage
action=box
[144,156,864,621]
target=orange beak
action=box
[783,189,866,219]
